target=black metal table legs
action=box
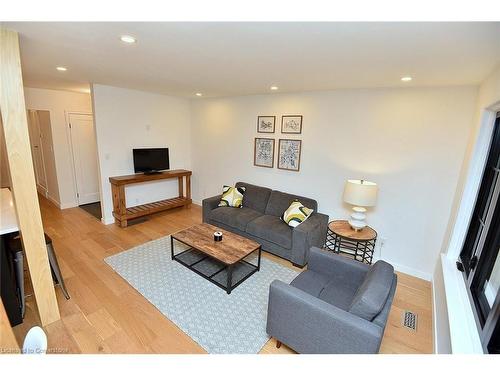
[171,237,261,294]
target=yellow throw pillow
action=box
[218,185,246,208]
[281,200,314,227]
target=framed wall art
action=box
[281,115,302,134]
[257,116,276,133]
[277,139,302,171]
[254,138,275,168]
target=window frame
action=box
[459,113,500,353]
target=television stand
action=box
[109,169,192,228]
[143,170,162,175]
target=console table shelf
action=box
[125,197,190,219]
[109,169,192,227]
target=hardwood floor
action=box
[12,195,434,354]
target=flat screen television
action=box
[133,148,170,174]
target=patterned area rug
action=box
[104,236,298,353]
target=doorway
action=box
[27,110,48,196]
[68,113,101,218]
[27,109,60,205]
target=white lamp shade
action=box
[343,179,378,207]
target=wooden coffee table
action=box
[170,223,261,294]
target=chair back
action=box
[349,260,394,321]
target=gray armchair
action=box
[266,247,397,353]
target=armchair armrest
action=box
[202,195,221,223]
[291,212,329,266]
[308,247,369,282]
[266,280,383,354]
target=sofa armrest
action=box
[308,247,369,281]
[202,195,221,223]
[266,280,383,354]
[291,212,329,266]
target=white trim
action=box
[440,101,500,354]
[101,216,115,225]
[432,279,438,353]
[89,85,107,225]
[47,196,79,210]
[389,261,432,281]
[441,254,482,353]
[372,254,432,280]
[47,194,61,209]
[59,201,78,209]
[445,109,497,260]
[65,111,94,206]
[36,184,48,197]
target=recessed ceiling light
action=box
[270,86,279,90]
[120,35,137,44]
[401,76,412,82]
[56,66,67,72]
[195,93,203,97]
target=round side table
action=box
[324,220,377,264]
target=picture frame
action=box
[254,138,275,168]
[257,116,276,133]
[277,139,302,171]
[281,115,303,134]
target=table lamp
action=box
[343,179,378,231]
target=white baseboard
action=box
[101,217,115,225]
[59,202,78,209]
[391,261,432,281]
[47,195,61,209]
[46,195,77,210]
[432,277,438,353]
[37,184,48,197]
[372,254,432,281]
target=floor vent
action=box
[402,310,418,331]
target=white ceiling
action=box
[5,22,500,97]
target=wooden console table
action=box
[109,169,192,228]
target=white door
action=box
[27,110,48,195]
[69,113,100,205]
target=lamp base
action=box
[348,206,367,231]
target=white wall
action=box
[190,86,478,279]
[432,64,500,353]
[24,87,93,208]
[91,84,192,224]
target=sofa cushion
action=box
[235,182,272,213]
[290,270,331,297]
[265,190,317,217]
[349,260,394,321]
[218,185,246,208]
[318,278,361,311]
[209,207,262,232]
[281,200,314,228]
[246,215,292,249]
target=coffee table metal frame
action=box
[170,236,262,294]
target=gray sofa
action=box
[202,182,329,267]
[266,247,397,353]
